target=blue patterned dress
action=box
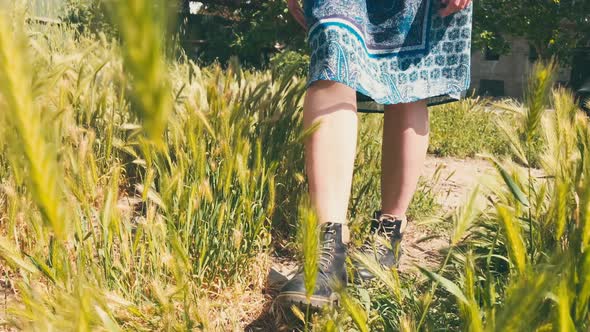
[305,0,472,106]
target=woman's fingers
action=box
[439,0,459,17]
[288,0,307,31]
[294,9,307,31]
[439,0,471,17]
[460,0,472,9]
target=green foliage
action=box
[270,50,310,78]
[0,14,307,329]
[62,0,114,35]
[6,4,590,331]
[425,62,590,330]
[0,11,450,330]
[429,97,511,158]
[183,0,306,68]
[474,0,590,62]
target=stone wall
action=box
[470,37,571,99]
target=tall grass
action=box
[347,61,590,331]
[429,97,510,158]
[0,9,66,239]
[0,8,308,329]
[3,3,589,331]
[106,0,173,144]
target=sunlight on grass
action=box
[0,3,589,331]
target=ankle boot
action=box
[276,222,347,309]
[354,211,404,281]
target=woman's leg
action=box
[381,100,429,222]
[277,81,356,307]
[304,81,358,227]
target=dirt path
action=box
[400,156,495,271]
[421,156,495,214]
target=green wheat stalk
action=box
[462,253,483,332]
[524,60,555,143]
[337,287,369,332]
[524,60,555,261]
[107,0,173,144]
[0,10,66,238]
[451,185,482,245]
[496,204,527,274]
[299,198,319,302]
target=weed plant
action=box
[0,4,307,329]
[429,97,511,158]
[2,3,586,331]
[334,61,590,331]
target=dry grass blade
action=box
[399,315,416,332]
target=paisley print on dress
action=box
[305,0,472,106]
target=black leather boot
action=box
[276,222,347,309]
[354,211,404,281]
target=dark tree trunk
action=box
[180,0,190,13]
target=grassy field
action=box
[1,3,590,331]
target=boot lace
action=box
[319,228,336,271]
[361,218,400,257]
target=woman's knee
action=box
[304,80,358,119]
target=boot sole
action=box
[275,292,338,310]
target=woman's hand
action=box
[288,0,307,31]
[439,0,472,17]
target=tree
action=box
[180,0,306,67]
[473,0,590,63]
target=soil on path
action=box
[400,156,495,271]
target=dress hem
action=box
[306,76,466,112]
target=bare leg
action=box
[381,100,429,224]
[304,81,358,227]
[277,81,357,304]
